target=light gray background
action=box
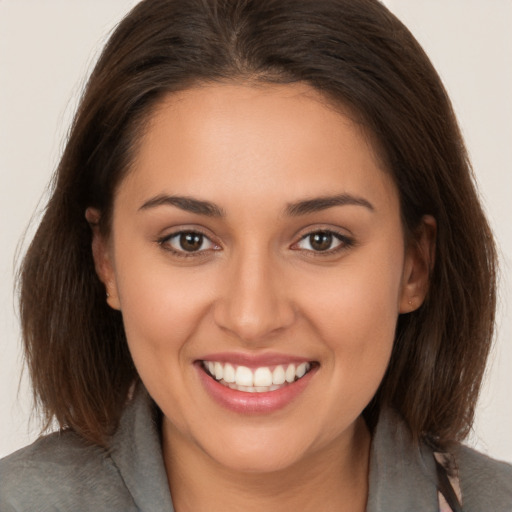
[1,0,511,462]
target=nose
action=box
[213,250,296,344]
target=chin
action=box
[194,422,325,475]
[206,443,307,474]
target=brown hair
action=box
[19,0,497,448]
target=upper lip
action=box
[196,352,315,368]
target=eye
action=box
[159,231,218,255]
[294,230,350,253]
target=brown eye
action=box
[309,232,333,251]
[179,232,204,252]
[295,230,348,253]
[161,231,217,254]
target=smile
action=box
[202,361,313,393]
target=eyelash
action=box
[292,230,354,256]
[157,230,219,258]
[157,229,354,258]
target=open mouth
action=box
[201,360,316,393]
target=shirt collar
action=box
[366,407,439,511]
[110,385,175,512]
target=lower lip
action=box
[196,364,317,414]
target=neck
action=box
[162,416,371,512]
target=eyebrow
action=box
[139,195,225,217]
[138,192,374,217]
[285,194,374,216]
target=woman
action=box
[1,0,511,510]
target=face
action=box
[90,83,431,474]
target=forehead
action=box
[118,82,398,212]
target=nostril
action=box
[211,258,297,342]
[213,301,295,343]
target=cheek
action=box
[112,252,218,428]
[306,249,403,341]
[300,239,404,399]
[112,246,215,360]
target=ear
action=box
[399,215,436,313]
[85,208,121,310]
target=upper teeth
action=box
[204,361,311,388]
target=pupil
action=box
[180,233,203,251]
[310,232,332,251]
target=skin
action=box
[88,82,434,512]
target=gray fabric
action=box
[366,408,438,511]
[109,394,173,512]
[0,388,173,512]
[456,443,512,510]
[1,385,511,511]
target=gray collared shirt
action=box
[1,385,511,511]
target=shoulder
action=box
[0,430,137,512]
[455,444,512,511]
